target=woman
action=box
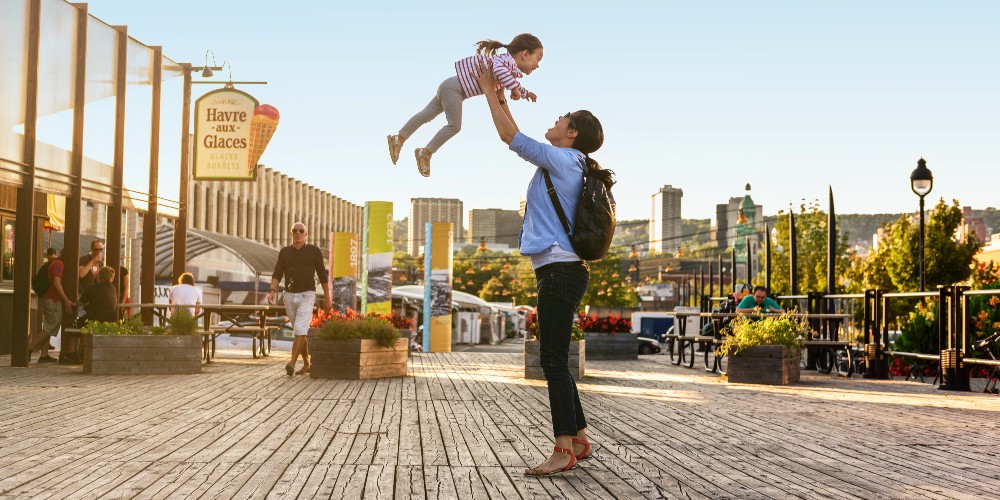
[78,266,119,324]
[475,63,607,476]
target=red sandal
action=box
[524,446,578,477]
[573,438,594,461]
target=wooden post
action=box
[11,0,41,367]
[62,2,88,337]
[141,47,162,326]
[104,25,128,331]
[764,222,771,293]
[789,211,798,296]
[173,65,192,284]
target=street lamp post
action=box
[910,158,934,292]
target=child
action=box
[388,33,543,177]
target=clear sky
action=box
[82,0,999,222]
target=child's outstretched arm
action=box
[492,56,532,102]
[476,60,518,145]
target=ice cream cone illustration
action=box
[248,104,279,175]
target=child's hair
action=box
[568,110,615,189]
[475,34,542,57]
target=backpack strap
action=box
[541,169,573,237]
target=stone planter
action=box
[726,345,801,385]
[83,334,202,375]
[308,331,408,380]
[584,332,638,361]
[524,339,585,381]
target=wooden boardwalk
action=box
[2,348,999,499]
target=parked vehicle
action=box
[638,337,662,355]
[631,312,674,343]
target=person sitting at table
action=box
[736,285,784,315]
[169,272,203,317]
[78,266,119,324]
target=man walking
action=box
[268,222,331,376]
[39,249,74,364]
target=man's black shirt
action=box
[272,244,328,293]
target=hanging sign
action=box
[193,87,258,180]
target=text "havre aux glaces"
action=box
[203,107,248,149]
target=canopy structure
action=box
[149,224,278,279]
[393,285,493,312]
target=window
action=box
[2,217,14,281]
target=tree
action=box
[581,255,638,308]
[852,198,982,293]
[769,200,852,295]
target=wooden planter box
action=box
[524,339,585,381]
[584,332,638,361]
[727,345,801,385]
[308,333,408,380]
[83,334,202,375]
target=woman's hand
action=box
[474,59,498,90]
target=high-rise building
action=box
[408,198,464,255]
[468,208,522,249]
[650,185,683,254]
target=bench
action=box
[206,325,278,360]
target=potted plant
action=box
[81,313,202,375]
[717,313,806,385]
[307,308,407,380]
[578,313,637,361]
[369,310,417,355]
[524,312,585,381]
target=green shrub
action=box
[81,315,145,336]
[316,316,400,348]
[716,314,806,357]
[167,311,201,336]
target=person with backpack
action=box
[34,248,74,363]
[474,63,612,477]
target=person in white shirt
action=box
[169,273,202,317]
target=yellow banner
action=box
[330,232,358,313]
[428,222,453,352]
[362,201,393,314]
[332,232,358,278]
[430,316,452,352]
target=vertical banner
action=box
[330,232,358,313]
[361,201,393,315]
[424,222,453,352]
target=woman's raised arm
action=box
[475,60,519,144]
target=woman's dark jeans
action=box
[534,261,590,437]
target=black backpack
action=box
[542,161,616,261]
[32,260,52,296]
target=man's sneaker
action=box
[58,354,81,365]
[38,355,57,364]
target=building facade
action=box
[408,198,464,255]
[189,166,364,250]
[650,185,683,254]
[713,192,764,250]
[467,208,522,249]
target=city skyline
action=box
[63,1,1000,222]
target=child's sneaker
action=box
[415,148,431,177]
[387,135,403,165]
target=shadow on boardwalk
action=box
[2,350,999,499]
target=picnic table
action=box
[664,311,854,373]
[123,303,279,363]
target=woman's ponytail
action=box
[584,156,616,190]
